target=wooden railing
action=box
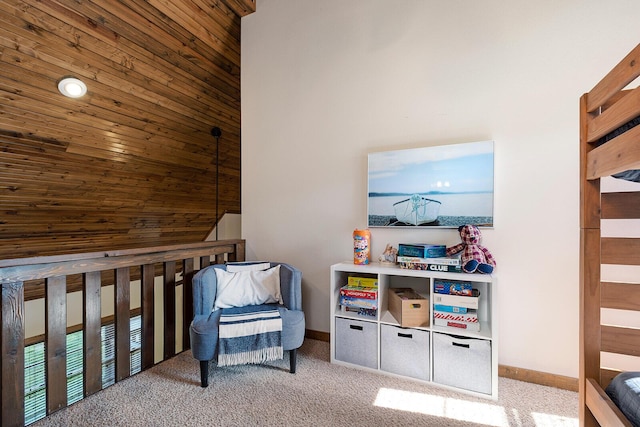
[0,240,245,427]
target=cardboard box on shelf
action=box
[388,288,429,327]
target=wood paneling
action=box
[0,0,251,260]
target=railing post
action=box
[1,282,25,427]
[200,256,210,269]
[46,276,67,413]
[115,267,130,382]
[182,258,194,350]
[231,241,246,262]
[141,264,155,370]
[163,261,176,359]
[83,271,102,396]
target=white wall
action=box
[241,0,640,378]
[205,213,242,241]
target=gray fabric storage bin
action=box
[335,317,378,369]
[380,324,430,381]
[432,332,491,394]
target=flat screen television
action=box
[367,140,494,228]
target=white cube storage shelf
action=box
[330,262,498,399]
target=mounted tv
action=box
[367,140,494,228]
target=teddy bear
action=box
[446,224,496,274]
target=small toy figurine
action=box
[378,244,398,265]
[446,224,496,274]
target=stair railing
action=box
[0,239,245,427]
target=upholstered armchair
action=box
[189,262,305,387]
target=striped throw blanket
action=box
[217,305,283,367]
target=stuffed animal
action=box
[446,224,496,274]
[378,243,398,265]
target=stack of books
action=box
[339,276,378,317]
[432,279,480,332]
[397,243,462,272]
[398,243,447,258]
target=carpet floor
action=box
[32,339,578,427]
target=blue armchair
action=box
[189,262,305,387]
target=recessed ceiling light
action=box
[58,77,87,98]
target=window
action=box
[24,342,45,425]
[67,331,84,405]
[24,315,143,425]
[101,315,142,387]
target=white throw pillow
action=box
[225,262,271,273]
[213,264,282,310]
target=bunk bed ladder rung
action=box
[601,325,640,357]
[602,192,640,219]
[601,237,640,265]
[602,282,640,311]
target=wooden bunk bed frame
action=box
[580,42,640,427]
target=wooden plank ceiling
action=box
[0,0,255,260]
